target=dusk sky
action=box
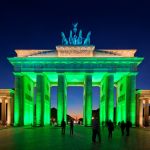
[0,0,150,118]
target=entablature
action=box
[8,57,143,73]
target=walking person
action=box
[107,120,114,139]
[70,119,74,135]
[120,121,126,136]
[126,121,132,136]
[92,117,101,143]
[61,119,66,135]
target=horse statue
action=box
[61,23,91,46]
[77,30,83,45]
[83,31,91,45]
[72,22,78,34]
[61,32,68,45]
[69,30,73,45]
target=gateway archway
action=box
[8,48,143,127]
[8,25,143,127]
[67,86,83,123]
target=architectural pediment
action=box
[15,47,136,58]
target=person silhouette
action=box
[61,119,66,135]
[70,119,74,135]
[107,120,114,139]
[120,121,126,136]
[92,117,101,143]
[126,121,132,136]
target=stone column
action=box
[44,75,50,126]
[116,76,125,124]
[14,73,24,126]
[139,99,143,127]
[7,98,11,125]
[136,91,143,127]
[57,74,67,126]
[116,74,137,126]
[36,74,50,126]
[126,74,137,126]
[36,74,43,126]
[83,74,92,126]
[2,98,6,125]
[14,73,35,126]
[23,75,34,126]
[107,74,114,122]
[116,75,128,124]
[144,100,149,126]
[100,74,114,125]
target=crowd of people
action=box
[92,118,132,143]
[60,118,132,143]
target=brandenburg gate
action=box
[8,24,143,127]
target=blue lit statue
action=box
[61,32,68,45]
[61,23,91,46]
[83,31,91,45]
[77,30,83,45]
[72,22,79,45]
[72,22,78,34]
[69,30,73,45]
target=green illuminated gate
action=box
[8,46,143,127]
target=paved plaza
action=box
[0,126,150,150]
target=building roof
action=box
[14,46,136,58]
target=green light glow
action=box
[8,57,143,63]
[14,74,23,126]
[116,74,136,126]
[108,75,114,121]
[100,74,114,125]
[36,75,42,126]
[43,75,50,125]
[36,74,50,126]
[127,74,136,126]
[57,74,67,126]
[8,57,143,73]
[13,72,137,127]
[23,75,34,126]
[84,75,92,126]
[14,73,34,126]
[9,53,143,127]
[116,75,127,123]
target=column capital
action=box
[85,72,92,75]
[105,72,111,75]
[0,97,6,101]
[128,72,137,76]
[36,72,44,76]
[101,72,114,80]
[57,72,65,76]
[13,72,23,76]
[57,73,67,84]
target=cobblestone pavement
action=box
[0,125,150,150]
